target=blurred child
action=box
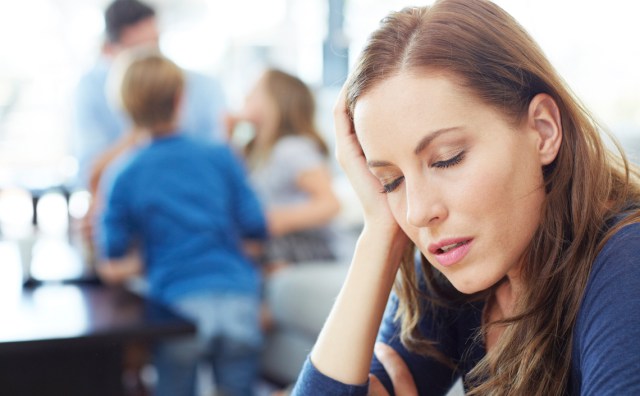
[96,50,267,396]
[229,69,340,273]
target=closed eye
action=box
[432,151,465,169]
[380,176,405,194]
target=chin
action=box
[445,272,497,295]
[449,281,485,295]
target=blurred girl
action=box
[232,69,341,271]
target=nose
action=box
[405,178,447,228]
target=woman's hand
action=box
[333,86,403,237]
[368,343,418,396]
[307,85,410,386]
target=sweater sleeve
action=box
[98,167,137,259]
[573,222,640,395]
[291,357,369,396]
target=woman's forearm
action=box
[310,225,407,385]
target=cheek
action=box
[382,142,545,261]
[465,138,541,208]
[468,148,545,252]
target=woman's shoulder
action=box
[576,217,640,339]
[591,218,640,279]
[582,218,640,302]
[573,217,640,395]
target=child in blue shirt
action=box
[96,49,267,396]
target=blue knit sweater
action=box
[98,135,268,303]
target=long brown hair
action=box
[245,69,329,168]
[345,1,640,394]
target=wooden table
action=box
[0,282,196,396]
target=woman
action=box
[293,0,640,395]
[231,69,340,271]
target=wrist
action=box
[361,222,410,257]
[310,222,409,384]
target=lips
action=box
[428,238,473,267]
[439,241,467,253]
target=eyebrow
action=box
[413,126,463,155]
[366,126,463,168]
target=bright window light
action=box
[36,192,69,235]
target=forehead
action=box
[353,73,477,139]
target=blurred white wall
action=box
[0,0,639,189]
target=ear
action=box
[526,93,562,165]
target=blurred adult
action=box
[73,0,226,188]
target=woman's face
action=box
[354,73,549,294]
